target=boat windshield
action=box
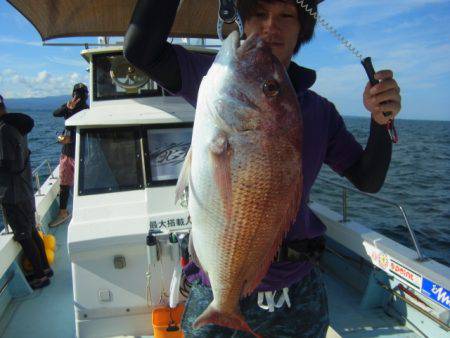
[78,124,192,195]
[93,52,173,101]
[78,127,144,195]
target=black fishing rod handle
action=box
[362,57,392,117]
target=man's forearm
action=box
[124,0,182,92]
[343,120,392,193]
[53,105,69,117]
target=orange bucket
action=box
[152,304,185,338]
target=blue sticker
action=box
[421,278,450,310]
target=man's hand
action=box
[363,70,401,125]
[66,97,80,110]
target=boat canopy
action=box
[7,0,324,41]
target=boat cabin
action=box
[65,45,214,337]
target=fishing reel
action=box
[57,134,71,144]
[217,0,243,41]
[109,56,149,90]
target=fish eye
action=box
[263,79,280,97]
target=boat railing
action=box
[0,205,10,235]
[315,177,426,262]
[32,159,55,197]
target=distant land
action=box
[3,95,449,123]
[4,95,71,111]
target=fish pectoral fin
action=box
[175,146,192,204]
[209,133,233,223]
[208,98,237,135]
[209,132,228,155]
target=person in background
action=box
[0,94,52,289]
[49,83,89,227]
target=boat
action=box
[1,1,448,337]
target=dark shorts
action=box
[2,200,36,241]
[181,267,329,338]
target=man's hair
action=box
[72,83,88,102]
[237,0,318,54]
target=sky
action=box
[0,0,449,121]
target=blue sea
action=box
[2,110,450,266]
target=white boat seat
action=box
[0,233,21,278]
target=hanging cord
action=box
[296,0,398,143]
[297,0,364,61]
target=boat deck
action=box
[326,272,418,337]
[0,222,420,338]
[0,220,75,338]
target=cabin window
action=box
[79,128,144,195]
[93,53,173,101]
[144,124,193,187]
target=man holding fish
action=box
[125,0,401,337]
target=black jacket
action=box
[0,113,35,204]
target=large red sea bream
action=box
[176,30,303,336]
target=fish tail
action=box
[193,304,262,337]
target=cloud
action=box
[306,1,450,99]
[0,69,88,98]
[36,71,50,83]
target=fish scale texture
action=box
[184,31,303,333]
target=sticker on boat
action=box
[364,243,390,272]
[149,216,191,231]
[389,259,422,290]
[421,278,450,310]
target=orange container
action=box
[152,304,185,338]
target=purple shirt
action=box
[170,45,363,292]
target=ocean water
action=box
[311,117,450,267]
[2,110,450,266]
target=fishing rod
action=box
[216,0,398,143]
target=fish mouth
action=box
[236,32,271,58]
[227,30,241,55]
[221,31,270,61]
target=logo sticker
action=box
[421,278,450,310]
[379,253,389,271]
[149,215,191,231]
[389,259,422,290]
[364,243,390,272]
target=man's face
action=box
[244,1,300,68]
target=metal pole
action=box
[0,272,15,297]
[342,188,348,222]
[318,178,426,261]
[35,173,42,196]
[46,160,54,179]
[399,206,426,261]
